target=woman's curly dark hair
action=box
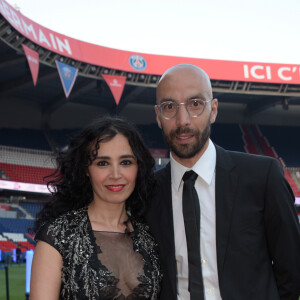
[34,115,156,232]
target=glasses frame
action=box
[155,98,213,120]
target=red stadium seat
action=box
[0,162,55,184]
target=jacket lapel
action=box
[214,145,238,281]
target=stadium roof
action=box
[1,0,300,131]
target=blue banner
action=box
[55,60,78,98]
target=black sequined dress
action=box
[35,206,162,299]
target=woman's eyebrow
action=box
[120,154,136,159]
[95,156,110,159]
[95,154,136,159]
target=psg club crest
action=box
[62,66,72,79]
[129,55,147,71]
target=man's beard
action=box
[162,120,211,159]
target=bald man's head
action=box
[156,64,213,104]
[154,64,218,166]
[159,64,211,82]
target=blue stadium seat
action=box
[19,201,44,218]
[0,218,34,233]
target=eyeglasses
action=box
[156,98,213,120]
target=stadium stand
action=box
[19,201,44,218]
[48,128,80,149]
[0,218,34,234]
[239,124,300,195]
[251,125,278,158]
[0,224,7,234]
[259,125,300,167]
[0,145,56,185]
[11,206,27,218]
[0,233,35,253]
[0,163,55,184]
[211,123,245,152]
[240,124,260,154]
[0,128,52,151]
[0,145,55,168]
[2,233,35,251]
[136,123,169,149]
[0,239,17,252]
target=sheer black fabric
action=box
[35,207,162,299]
[94,231,150,298]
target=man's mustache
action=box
[170,127,199,138]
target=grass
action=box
[0,264,26,300]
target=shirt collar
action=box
[170,139,216,191]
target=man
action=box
[146,64,300,300]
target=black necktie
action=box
[182,170,205,300]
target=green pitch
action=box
[0,264,26,300]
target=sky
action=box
[5,0,300,64]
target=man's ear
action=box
[210,98,218,124]
[155,105,162,129]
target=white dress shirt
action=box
[170,139,222,300]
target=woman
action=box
[30,116,162,299]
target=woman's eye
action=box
[96,161,108,166]
[121,160,132,166]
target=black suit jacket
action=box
[146,145,300,300]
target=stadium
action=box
[0,0,300,298]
